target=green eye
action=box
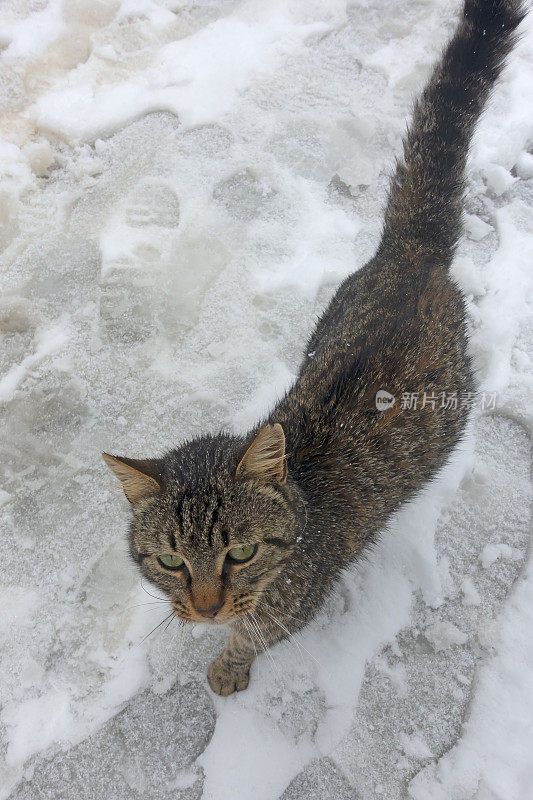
[227,544,257,563]
[158,554,184,570]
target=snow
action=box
[479,542,522,569]
[424,621,468,653]
[0,1,532,799]
[464,213,494,241]
[460,576,481,607]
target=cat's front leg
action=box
[207,624,256,696]
[208,606,291,695]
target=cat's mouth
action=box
[172,598,257,625]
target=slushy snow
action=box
[1,1,532,799]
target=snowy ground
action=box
[1,0,532,798]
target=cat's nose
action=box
[194,601,223,618]
[191,585,224,618]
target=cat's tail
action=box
[377,0,525,272]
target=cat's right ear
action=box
[236,423,287,485]
[102,453,163,505]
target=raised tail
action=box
[377,0,525,271]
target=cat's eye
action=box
[158,554,185,570]
[226,544,257,563]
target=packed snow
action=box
[1,1,532,798]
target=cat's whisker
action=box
[129,600,170,609]
[255,600,305,624]
[241,616,259,660]
[246,612,266,653]
[172,606,191,622]
[254,598,308,626]
[247,613,274,665]
[257,605,308,664]
[248,612,282,684]
[140,579,168,602]
[248,616,277,682]
[163,613,177,634]
[138,611,174,645]
[258,605,327,675]
[258,607,307,669]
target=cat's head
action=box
[103,424,299,624]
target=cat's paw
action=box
[207,657,250,696]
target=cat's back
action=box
[280,253,471,433]
[271,257,472,540]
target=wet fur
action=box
[104,0,525,695]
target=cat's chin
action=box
[190,617,238,628]
[200,612,249,625]
[175,610,243,626]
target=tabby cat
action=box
[104,0,524,695]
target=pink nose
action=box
[194,602,222,619]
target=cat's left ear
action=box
[236,423,287,485]
[102,453,163,504]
